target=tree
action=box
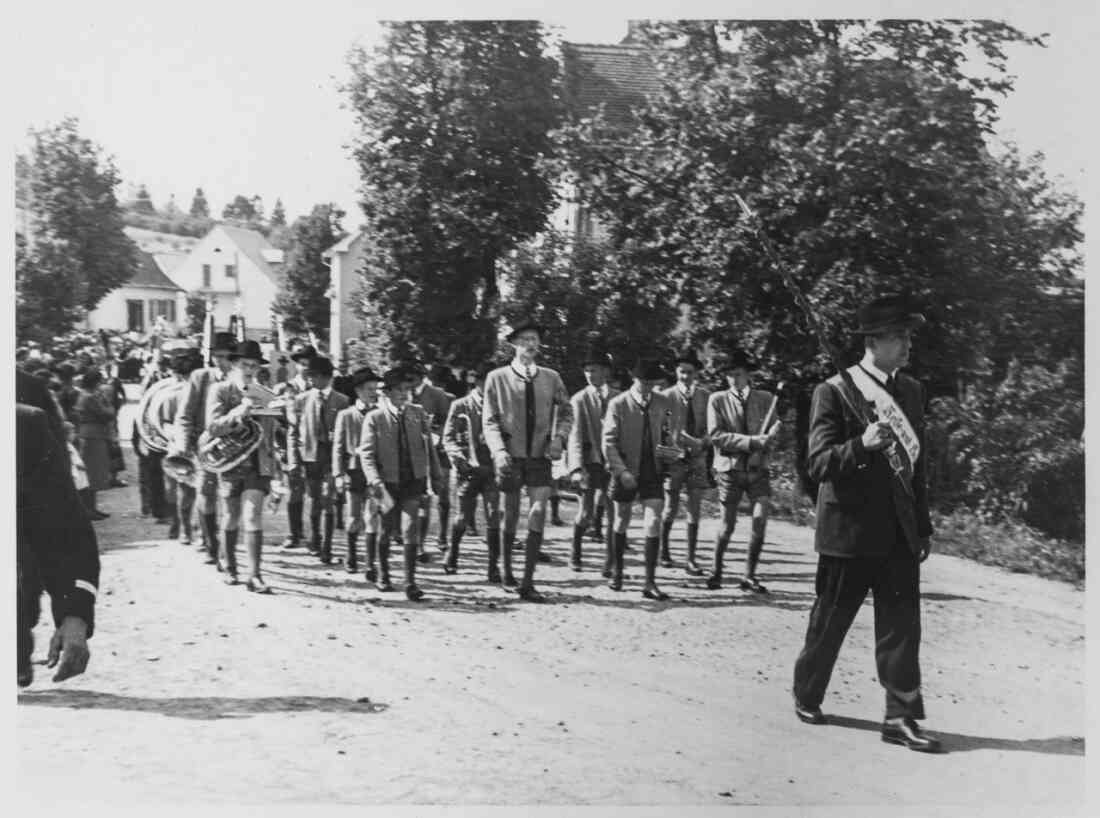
[270,197,287,227]
[189,187,210,218]
[16,232,85,344]
[132,184,156,214]
[554,21,1081,397]
[163,194,181,217]
[222,194,259,223]
[345,21,562,364]
[273,203,346,340]
[18,118,138,322]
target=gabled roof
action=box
[216,223,283,282]
[129,249,184,291]
[322,230,365,259]
[561,42,663,130]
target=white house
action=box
[323,231,369,369]
[167,223,284,340]
[84,250,187,334]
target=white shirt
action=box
[629,385,651,408]
[511,360,537,381]
[677,383,696,401]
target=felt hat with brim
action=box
[428,363,452,383]
[582,349,613,369]
[505,322,542,343]
[856,295,927,335]
[382,367,409,390]
[290,344,318,362]
[673,350,704,370]
[349,366,382,387]
[720,350,756,373]
[630,358,669,381]
[229,340,268,364]
[212,332,237,354]
[305,356,335,377]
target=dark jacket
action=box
[807,373,933,558]
[17,369,71,473]
[17,404,101,639]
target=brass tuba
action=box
[197,419,264,474]
[136,377,184,454]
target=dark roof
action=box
[561,42,663,130]
[130,250,184,291]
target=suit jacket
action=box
[74,390,116,441]
[708,387,776,472]
[358,402,440,486]
[332,400,373,476]
[176,367,228,452]
[288,387,350,467]
[483,363,574,461]
[603,389,682,478]
[205,380,281,478]
[807,374,933,558]
[17,404,100,637]
[568,385,618,471]
[17,369,70,472]
[443,391,491,469]
[412,382,454,437]
[659,383,710,458]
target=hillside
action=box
[123,225,201,257]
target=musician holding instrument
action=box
[440,362,500,578]
[791,295,939,753]
[658,350,711,575]
[602,358,681,601]
[705,350,781,594]
[173,332,236,566]
[204,340,284,593]
[481,322,573,603]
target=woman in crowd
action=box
[74,369,116,520]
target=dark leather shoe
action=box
[537,551,553,564]
[346,559,358,574]
[642,585,669,601]
[794,701,826,725]
[365,567,377,584]
[281,537,302,549]
[488,566,502,584]
[569,560,582,572]
[377,578,394,592]
[319,554,332,565]
[705,574,722,590]
[608,575,623,592]
[443,563,458,575]
[660,557,674,568]
[740,578,769,594]
[517,585,545,603]
[247,576,273,594]
[685,559,704,576]
[405,584,425,602]
[223,571,239,586]
[881,718,942,753]
[503,572,518,588]
[417,551,432,564]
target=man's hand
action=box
[47,616,90,683]
[570,468,587,489]
[918,537,932,562]
[548,437,564,461]
[762,422,782,451]
[619,470,637,491]
[861,420,893,452]
[334,474,347,494]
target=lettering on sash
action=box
[836,366,920,472]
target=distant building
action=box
[84,250,186,334]
[167,223,284,340]
[323,231,368,370]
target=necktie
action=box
[397,410,413,482]
[734,391,748,434]
[524,373,535,458]
[684,391,697,437]
[885,375,897,398]
[317,395,328,444]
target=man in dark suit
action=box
[792,295,940,753]
[17,404,101,687]
[17,368,70,471]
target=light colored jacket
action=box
[412,382,454,437]
[358,402,440,486]
[175,367,228,452]
[602,389,682,478]
[442,391,490,468]
[332,400,373,476]
[707,387,776,472]
[567,385,618,471]
[483,363,574,461]
[205,380,281,477]
[659,383,710,458]
[288,387,349,467]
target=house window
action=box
[149,299,177,323]
[202,264,211,288]
[225,264,236,279]
[126,300,145,332]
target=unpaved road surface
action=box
[16,428,1086,809]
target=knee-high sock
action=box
[713,531,731,578]
[487,528,501,578]
[644,535,660,586]
[245,530,264,578]
[686,523,699,563]
[571,524,586,563]
[346,531,359,568]
[523,530,543,587]
[288,501,304,541]
[202,513,220,559]
[660,517,674,560]
[502,530,517,580]
[437,502,450,544]
[378,535,390,583]
[322,511,335,556]
[403,541,418,588]
[221,529,239,574]
[612,532,627,579]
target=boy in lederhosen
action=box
[658,350,712,575]
[482,323,573,602]
[205,340,284,593]
[706,350,781,592]
[360,367,441,600]
[405,360,454,560]
[602,358,682,600]
[441,363,501,577]
[279,343,318,549]
[333,367,382,575]
[566,350,618,573]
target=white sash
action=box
[840,366,920,468]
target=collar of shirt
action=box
[468,387,482,404]
[860,351,898,385]
[732,386,750,402]
[629,385,650,408]
[677,383,695,400]
[356,398,373,413]
[511,361,537,381]
[317,387,330,402]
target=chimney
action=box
[621,20,646,44]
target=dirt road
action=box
[16,451,1085,808]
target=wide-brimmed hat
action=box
[505,321,543,343]
[719,349,756,373]
[229,340,268,364]
[672,349,704,370]
[629,358,668,381]
[582,349,613,369]
[211,332,237,354]
[305,356,335,377]
[349,366,382,387]
[856,295,927,335]
[382,367,410,390]
[290,344,318,363]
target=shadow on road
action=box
[826,715,1084,756]
[17,689,390,721]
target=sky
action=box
[5,0,1097,269]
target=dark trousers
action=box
[793,550,925,720]
[138,451,166,517]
